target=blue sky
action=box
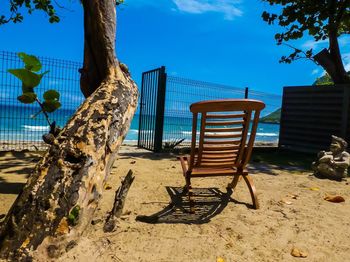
[0,0,349,96]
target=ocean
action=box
[0,105,280,144]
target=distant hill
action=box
[313,72,350,85]
[313,74,333,85]
[260,108,281,124]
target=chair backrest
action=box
[188,99,265,171]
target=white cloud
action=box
[302,39,328,49]
[311,69,319,75]
[172,0,243,20]
[343,52,350,71]
[302,35,349,50]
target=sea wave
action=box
[180,131,200,135]
[256,132,278,137]
[23,125,50,131]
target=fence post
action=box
[244,87,249,99]
[137,72,145,148]
[154,66,167,152]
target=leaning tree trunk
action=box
[0,1,138,261]
[314,27,350,84]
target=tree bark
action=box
[314,10,350,85]
[0,0,138,260]
[314,48,350,84]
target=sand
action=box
[0,146,349,262]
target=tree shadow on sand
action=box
[0,182,25,195]
[136,186,252,224]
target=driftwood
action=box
[0,1,139,260]
[103,170,135,232]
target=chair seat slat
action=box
[202,146,240,151]
[206,113,245,119]
[203,140,241,145]
[205,127,243,133]
[198,162,236,168]
[205,120,244,126]
[204,133,242,139]
[200,158,236,163]
[201,153,237,159]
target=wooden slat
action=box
[202,152,238,157]
[201,157,236,162]
[199,162,235,167]
[203,145,240,151]
[206,113,245,119]
[203,140,241,145]
[201,153,237,159]
[205,127,243,133]
[205,120,244,126]
[190,99,265,113]
[204,133,242,139]
[190,167,249,177]
[191,170,235,176]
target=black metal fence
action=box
[138,67,282,151]
[0,51,84,151]
[1,52,282,152]
[138,67,166,152]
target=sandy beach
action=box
[0,145,349,261]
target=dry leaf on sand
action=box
[280,198,292,205]
[104,184,112,190]
[286,194,298,199]
[291,247,308,258]
[324,195,345,203]
[217,258,225,262]
[308,187,320,191]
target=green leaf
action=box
[67,205,80,226]
[43,90,60,101]
[8,69,42,88]
[42,100,61,113]
[17,92,37,104]
[18,52,42,72]
[71,206,80,217]
[22,84,34,94]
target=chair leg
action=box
[184,173,195,213]
[227,175,241,190]
[242,175,259,209]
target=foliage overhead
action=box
[0,0,125,25]
[8,52,61,125]
[0,0,60,25]
[261,0,350,64]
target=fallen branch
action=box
[103,170,135,232]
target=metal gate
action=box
[137,66,167,152]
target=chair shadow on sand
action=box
[136,186,252,224]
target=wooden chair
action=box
[178,99,265,210]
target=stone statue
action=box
[312,135,350,180]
